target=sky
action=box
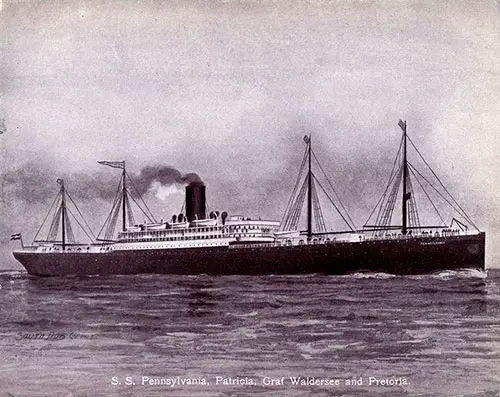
[0,0,499,269]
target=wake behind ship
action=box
[12,120,486,276]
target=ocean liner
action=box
[12,120,485,276]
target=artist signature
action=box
[15,331,96,341]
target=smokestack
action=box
[186,182,206,222]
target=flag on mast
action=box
[98,161,125,169]
[398,119,406,131]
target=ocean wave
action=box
[225,310,259,318]
[0,270,27,278]
[341,272,397,279]
[337,268,487,280]
[417,269,487,280]
[269,273,322,278]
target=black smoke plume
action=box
[0,162,202,204]
[133,166,203,197]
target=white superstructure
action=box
[113,215,280,250]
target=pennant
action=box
[98,161,125,169]
[398,119,406,131]
[303,135,310,144]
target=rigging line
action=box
[283,169,308,230]
[407,161,476,228]
[280,145,309,228]
[406,171,421,228]
[97,194,120,239]
[407,135,477,230]
[106,207,120,241]
[311,177,319,232]
[371,159,402,227]
[283,145,309,220]
[100,196,120,240]
[409,166,446,226]
[282,183,300,230]
[375,165,403,229]
[372,148,403,225]
[125,193,136,226]
[368,137,404,225]
[310,149,356,230]
[373,143,405,227]
[314,175,354,232]
[311,178,326,232]
[125,172,157,222]
[407,162,477,229]
[283,176,308,230]
[65,215,75,243]
[128,192,155,223]
[111,195,123,236]
[98,176,123,228]
[65,192,96,240]
[313,173,354,231]
[407,161,470,225]
[66,206,96,242]
[105,197,122,241]
[128,173,156,222]
[365,135,404,224]
[96,177,123,238]
[48,205,62,242]
[291,177,309,229]
[101,193,122,239]
[311,176,326,232]
[33,190,61,242]
[375,161,402,226]
[47,197,62,240]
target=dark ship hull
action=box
[14,232,485,277]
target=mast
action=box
[400,120,408,235]
[307,134,312,239]
[59,178,66,250]
[122,162,127,232]
[280,135,354,233]
[97,160,131,240]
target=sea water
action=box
[0,268,498,396]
